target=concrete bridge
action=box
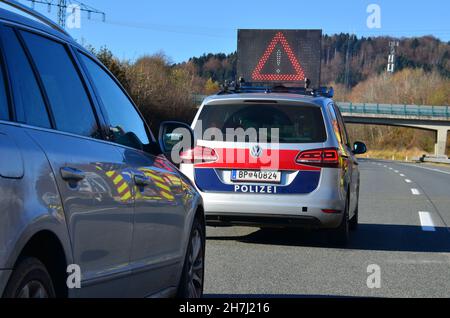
[339,103,450,157]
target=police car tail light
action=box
[180,146,218,164]
[296,148,340,168]
[322,209,342,214]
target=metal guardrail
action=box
[422,157,450,164]
[338,102,450,119]
[193,95,450,119]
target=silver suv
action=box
[180,87,367,246]
[0,1,204,298]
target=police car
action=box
[179,85,367,245]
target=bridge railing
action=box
[338,102,450,119]
[193,95,450,119]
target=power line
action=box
[24,0,105,27]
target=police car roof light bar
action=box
[219,80,334,99]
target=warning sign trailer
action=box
[237,29,322,89]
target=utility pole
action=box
[387,41,399,73]
[26,0,105,28]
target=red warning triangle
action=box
[252,32,306,82]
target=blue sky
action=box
[19,0,450,63]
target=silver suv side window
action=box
[1,27,51,128]
[0,52,8,120]
[21,31,101,139]
[79,53,151,151]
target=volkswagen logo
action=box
[250,145,263,158]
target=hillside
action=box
[184,33,450,89]
[181,34,450,158]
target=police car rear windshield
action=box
[195,104,327,143]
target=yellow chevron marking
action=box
[142,196,163,201]
[135,190,143,199]
[167,176,180,184]
[106,171,115,178]
[118,183,129,194]
[121,191,132,201]
[160,191,174,201]
[113,175,123,185]
[155,182,170,192]
[145,172,164,182]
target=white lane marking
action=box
[400,174,405,177]
[411,188,421,195]
[419,212,436,232]
[401,164,450,175]
[389,167,393,170]
[384,165,387,168]
[394,170,399,173]
[405,179,412,183]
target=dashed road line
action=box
[405,179,412,183]
[411,188,421,195]
[418,212,436,232]
[401,164,450,175]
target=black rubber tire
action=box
[177,216,205,298]
[349,205,359,231]
[3,257,55,298]
[350,185,360,231]
[329,199,350,247]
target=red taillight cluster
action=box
[322,209,342,214]
[180,146,218,164]
[296,148,340,168]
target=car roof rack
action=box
[0,0,69,36]
[218,78,334,99]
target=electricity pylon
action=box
[25,0,105,27]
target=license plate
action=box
[231,170,282,184]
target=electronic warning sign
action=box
[237,29,322,87]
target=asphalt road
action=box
[204,160,450,298]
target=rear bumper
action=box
[207,213,322,229]
[0,270,12,297]
[201,188,346,229]
[180,164,347,229]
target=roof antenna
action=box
[304,78,311,89]
[328,87,334,98]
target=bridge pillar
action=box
[435,128,449,157]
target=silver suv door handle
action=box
[60,167,86,182]
[134,174,153,187]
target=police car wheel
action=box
[3,257,55,298]
[330,199,350,247]
[350,205,359,231]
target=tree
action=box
[204,78,220,95]
[93,47,130,90]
